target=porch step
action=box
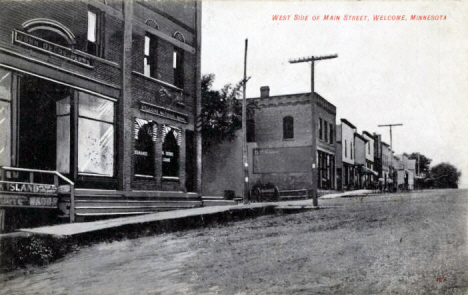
[59,190,203,218]
[201,196,241,206]
[278,195,309,201]
[278,189,309,201]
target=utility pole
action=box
[417,152,420,177]
[289,54,338,207]
[378,123,403,190]
[242,39,249,203]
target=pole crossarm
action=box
[288,52,338,207]
[378,124,403,127]
[289,54,338,64]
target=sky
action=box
[201,1,468,188]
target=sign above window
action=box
[13,30,93,68]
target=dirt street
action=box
[1,189,467,295]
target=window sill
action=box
[78,173,114,178]
[134,174,155,179]
[132,71,183,92]
[74,49,120,68]
[162,176,180,182]
[282,138,294,141]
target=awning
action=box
[359,166,378,176]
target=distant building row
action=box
[203,87,416,197]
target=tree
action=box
[407,152,432,175]
[430,162,461,189]
[199,74,243,152]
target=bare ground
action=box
[1,189,467,295]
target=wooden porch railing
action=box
[0,166,76,222]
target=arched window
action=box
[134,119,156,176]
[173,31,185,43]
[22,18,76,47]
[162,126,181,178]
[283,116,294,139]
[145,19,160,30]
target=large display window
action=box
[0,69,12,167]
[162,126,180,178]
[56,95,71,173]
[134,118,157,177]
[78,92,115,177]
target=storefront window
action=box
[162,126,180,178]
[0,69,12,100]
[56,96,70,173]
[134,118,156,176]
[0,69,11,166]
[78,92,114,176]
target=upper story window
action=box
[324,121,328,142]
[283,116,294,139]
[350,141,353,159]
[87,8,105,57]
[144,34,158,78]
[345,140,347,157]
[172,31,185,89]
[368,142,371,154]
[319,118,323,140]
[173,47,184,88]
[329,123,334,144]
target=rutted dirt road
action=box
[1,189,467,295]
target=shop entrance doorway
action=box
[18,76,70,171]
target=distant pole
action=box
[378,123,403,189]
[417,152,420,177]
[289,54,338,207]
[242,39,249,203]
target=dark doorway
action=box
[185,130,195,192]
[19,76,70,171]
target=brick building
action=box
[202,86,337,198]
[0,0,202,229]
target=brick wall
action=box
[0,2,123,88]
[254,95,312,146]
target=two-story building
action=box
[394,154,416,190]
[202,86,337,198]
[353,132,368,189]
[0,0,202,229]
[336,119,356,190]
[362,131,377,188]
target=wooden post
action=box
[69,184,75,223]
[194,0,203,193]
[289,54,338,207]
[310,61,318,207]
[0,209,4,234]
[242,39,249,203]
